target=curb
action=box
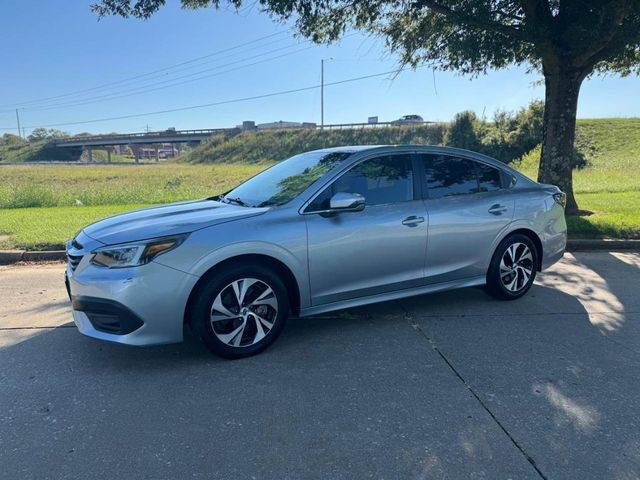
[0,250,67,265]
[567,239,640,251]
[1,239,639,266]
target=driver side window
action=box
[307,154,414,211]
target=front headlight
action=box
[91,234,188,268]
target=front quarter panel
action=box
[153,209,311,308]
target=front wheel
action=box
[189,263,289,359]
[486,234,538,300]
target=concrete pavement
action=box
[0,252,638,479]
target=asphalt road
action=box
[1,252,639,480]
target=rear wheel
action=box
[189,263,289,359]
[486,234,538,300]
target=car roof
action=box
[311,145,532,182]
[312,144,484,157]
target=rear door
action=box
[418,154,515,284]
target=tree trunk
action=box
[538,67,586,214]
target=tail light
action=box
[553,192,567,208]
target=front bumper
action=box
[66,256,199,346]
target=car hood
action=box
[82,199,268,246]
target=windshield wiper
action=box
[218,195,250,207]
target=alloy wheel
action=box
[499,242,534,292]
[210,278,278,348]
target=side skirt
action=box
[299,276,486,317]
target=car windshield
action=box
[222,150,352,207]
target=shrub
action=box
[443,111,482,151]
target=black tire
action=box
[485,233,538,300]
[189,262,290,359]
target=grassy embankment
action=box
[513,118,640,238]
[0,120,638,250]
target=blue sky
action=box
[1,0,639,136]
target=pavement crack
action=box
[397,299,548,480]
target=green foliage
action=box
[27,128,70,142]
[443,101,544,163]
[1,133,22,146]
[480,101,544,163]
[443,111,482,151]
[184,124,446,164]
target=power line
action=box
[10,32,357,113]
[21,67,421,129]
[0,30,292,110]
[22,42,316,112]
[12,34,297,113]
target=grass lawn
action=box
[0,163,267,208]
[0,163,270,250]
[566,192,640,238]
[0,205,148,250]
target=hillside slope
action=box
[185,118,640,167]
[0,141,77,163]
[184,124,446,164]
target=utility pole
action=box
[321,59,324,130]
[15,109,22,140]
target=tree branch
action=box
[412,0,538,43]
[572,0,633,67]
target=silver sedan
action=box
[65,145,567,358]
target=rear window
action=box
[422,155,478,198]
[477,163,503,192]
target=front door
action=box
[304,154,428,306]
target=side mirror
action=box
[329,192,365,212]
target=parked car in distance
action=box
[65,145,567,358]
[391,114,424,125]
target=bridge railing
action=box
[55,128,237,145]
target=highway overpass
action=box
[53,128,237,149]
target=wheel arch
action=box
[184,253,301,326]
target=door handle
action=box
[488,204,508,215]
[402,215,425,227]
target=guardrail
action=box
[318,121,446,130]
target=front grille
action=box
[67,253,83,271]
